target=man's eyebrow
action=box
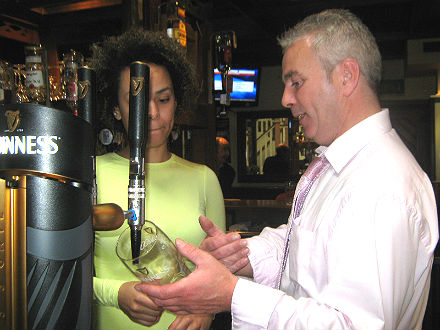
[283,70,299,82]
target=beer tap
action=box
[127,61,149,261]
[214,31,236,117]
[77,65,97,200]
[77,62,149,245]
[79,65,128,231]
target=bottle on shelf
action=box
[166,0,187,48]
[24,44,47,104]
[48,61,64,103]
[0,60,5,103]
[0,60,11,104]
[62,49,84,115]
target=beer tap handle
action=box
[128,61,149,261]
[93,203,125,230]
[77,66,98,204]
[77,66,96,126]
[213,31,236,116]
[92,205,135,231]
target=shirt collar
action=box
[317,109,393,174]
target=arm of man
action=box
[198,215,252,276]
[138,191,420,329]
[169,314,214,330]
[134,238,353,329]
[136,239,238,315]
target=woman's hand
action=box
[168,314,214,330]
[118,281,163,327]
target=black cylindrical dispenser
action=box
[0,100,94,330]
[127,61,149,262]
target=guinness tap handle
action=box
[77,66,96,126]
[128,61,149,261]
[78,66,98,205]
[129,62,149,160]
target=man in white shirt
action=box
[137,9,439,330]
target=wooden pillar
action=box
[122,0,144,30]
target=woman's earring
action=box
[98,128,114,146]
[171,126,180,141]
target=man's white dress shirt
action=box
[231,110,439,330]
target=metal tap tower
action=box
[127,61,149,262]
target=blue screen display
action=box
[214,68,259,102]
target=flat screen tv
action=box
[214,68,260,105]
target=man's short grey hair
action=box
[278,9,382,93]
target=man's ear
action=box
[113,106,122,120]
[338,58,360,97]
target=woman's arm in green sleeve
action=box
[204,167,226,231]
[93,276,126,308]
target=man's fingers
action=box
[208,237,248,260]
[199,216,224,237]
[228,256,251,274]
[175,238,206,264]
[136,281,169,300]
[200,230,242,252]
[136,240,208,301]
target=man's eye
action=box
[291,80,302,88]
[159,97,170,103]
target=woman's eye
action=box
[159,97,170,103]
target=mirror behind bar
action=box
[236,110,318,185]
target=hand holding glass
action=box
[116,221,190,284]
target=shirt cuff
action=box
[231,278,284,329]
[247,227,286,287]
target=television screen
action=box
[214,68,259,103]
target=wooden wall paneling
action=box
[383,99,435,178]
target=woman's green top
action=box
[93,152,226,329]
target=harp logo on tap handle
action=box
[78,80,90,100]
[131,77,144,97]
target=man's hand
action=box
[198,215,251,275]
[135,238,238,315]
[169,314,214,330]
[118,281,163,327]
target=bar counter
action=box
[224,199,292,236]
[224,198,292,209]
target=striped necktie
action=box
[277,155,330,289]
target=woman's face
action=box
[115,63,176,151]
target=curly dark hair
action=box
[89,27,199,152]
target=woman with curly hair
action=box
[90,28,225,330]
